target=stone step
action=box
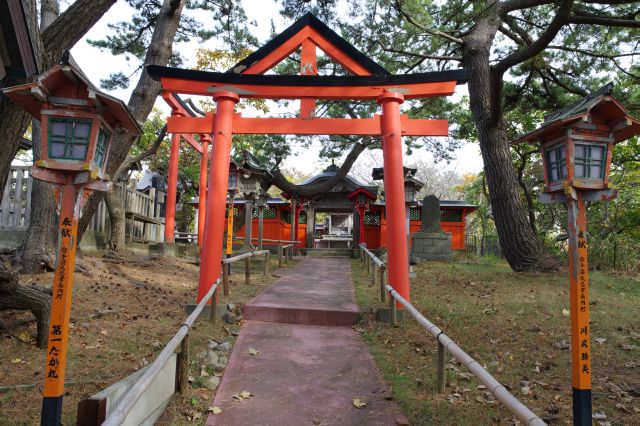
[303,248,353,257]
[243,257,360,326]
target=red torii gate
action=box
[148,13,466,306]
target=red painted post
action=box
[378,92,410,306]
[164,132,181,243]
[197,91,239,303]
[357,206,366,244]
[197,135,210,248]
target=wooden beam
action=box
[166,114,449,136]
[181,133,203,154]
[159,78,457,100]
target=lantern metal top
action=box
[1,62,141,135]
[513,83,640,145]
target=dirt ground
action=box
[353,258,640,426]
[0,250,279,425]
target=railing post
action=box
[222,261,229,297]
[209,287,217,323]
[176,333,189,393]
[245,257,251,285]
[278,244,283,268]
[263,252,269,276]
[380,267,386,303]
[437,340,446,393]
[370,264,376,287]
[389,290,397,326]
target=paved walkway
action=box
[206,258,407,426]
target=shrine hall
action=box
[228,161,477,252]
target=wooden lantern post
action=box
[515,84,640,426]
[2,62,140,426]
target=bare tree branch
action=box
[569,13,640,27]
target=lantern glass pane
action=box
[48,117,92,161]
[94,127,110,168]
[546,144,566,182]
[574,143,606,179]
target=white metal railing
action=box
[221,250,271,296]
[358,244,546,426]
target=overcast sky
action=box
[69,0,483,180]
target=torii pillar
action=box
[197,134,211,248]
[197,92,239,302]
[378,92,410,305]
[164,129,181,243]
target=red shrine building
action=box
[231,162,476,252]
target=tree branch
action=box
[113,125,167,180]
[394,0,463,44]
[499,0,557,15]
[267,140,371,198]
[569,13,640,27]
[495,0,574,75]
[42,0,117,52]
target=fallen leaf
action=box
[11,358,22,364]
[208,406,222,415]
[248,348,259,356]
[618,342,638,351]
[17,332,31,343]
[595,337,607,344]
[232,394,242,401]
[458,372,473,380]
[521,386,531,396]
[240,390,252,399]
[353,398,366,409]
[592,412,607,420]
[562,309,570,316]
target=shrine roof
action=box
[299,163,378,195]
[515,82,640,144]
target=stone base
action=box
[149,242,176,257]
[411,231,452,261]
[185,303,228,319]
[376,307,405,324]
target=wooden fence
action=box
[1,166,166,243]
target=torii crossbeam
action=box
[148,12,467,307]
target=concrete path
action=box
[243,257,360,326]
[206,258,407,426]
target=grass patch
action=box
[353,257,640,425]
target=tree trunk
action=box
[0,95,32,205]
[77,0,188,244]
[463,18,559,272]
[104,189,126,250]
[0,265,51,348]
[21,121,58,273]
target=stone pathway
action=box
[206,258,407,426]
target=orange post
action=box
[226,195,235,256]
[197,135,210,248]
[41,184,81,425]
[567,192,591,424]
[197,91,239,302]
[378,92,410,306]
[164,132,181,243]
